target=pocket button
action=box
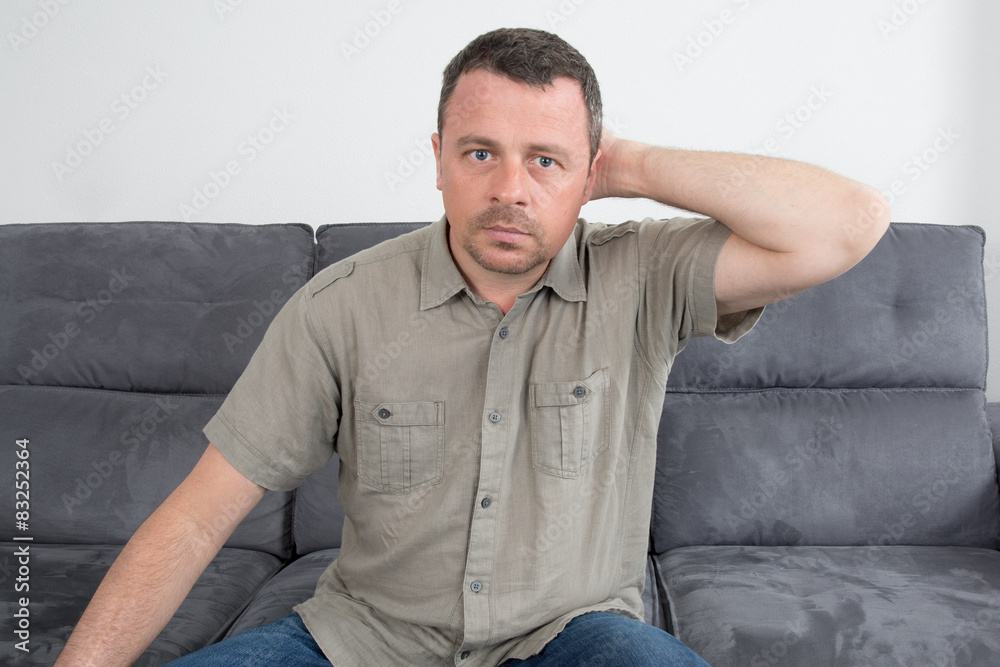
[377,408,391,419]
[573,386,586,399]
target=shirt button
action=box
[461,651,471,660]
[481,497,491,509]
[498,327,509,339]
[470,580,483,593]
[573,386,586,399]
[489,411,501,423]
[377,408,391,419]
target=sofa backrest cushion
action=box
[0,221,314,393]
[0,222,314,556]
[651,223,1000,553]
[0,387,293,555]
[664,224,988,391]
[292,222,429,554]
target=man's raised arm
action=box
[54,444,267,667]
[589,130,891,315]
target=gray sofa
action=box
[0,220,997,666]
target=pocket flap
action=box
[357,400,443,426]
[531,368,607,408]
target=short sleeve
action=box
[204,284,341,491]
[636,216,762,369]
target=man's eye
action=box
[472,149,490,161]
[536,156,555,168]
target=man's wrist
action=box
[604,138,652,199]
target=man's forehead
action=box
[442,69,589,145]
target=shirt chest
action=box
[334,288,636,494]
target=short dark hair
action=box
[437,28,603,162]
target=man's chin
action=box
[467,243,548,276]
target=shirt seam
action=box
[613,368,655,590]
[631,225,669,382]
[303,289,338,388]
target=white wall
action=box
[2,0,998,399]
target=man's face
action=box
[433,68,598,281]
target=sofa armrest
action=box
[988,402,1000,482]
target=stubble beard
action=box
[462,206,548,276]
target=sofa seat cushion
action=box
[658,545,1000,666]
[225,548,340,638]
[0,543,283,665]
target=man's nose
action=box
[490,160,527,207]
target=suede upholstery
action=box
[653,223,1000,666]
[0,220,996,665]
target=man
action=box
[56,28,889,666]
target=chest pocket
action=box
[529,368,610,479]
[355,400,444,494]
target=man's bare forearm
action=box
[596,137,889,259]
[589,132,890,312]
[55,506,223,666]
[55,445,266,667]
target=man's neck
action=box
[455,261,549,315]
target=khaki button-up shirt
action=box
[205,215,759,666]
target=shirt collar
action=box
[420,215,588,311]
[420,216,468,310]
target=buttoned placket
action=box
[455,291,533,663]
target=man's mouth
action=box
[483,225,531,244]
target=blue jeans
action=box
[164,614,330,667]
[165,611,709,666]
[499,612,709,667]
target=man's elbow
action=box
[796,185,890,295]
[840,184,891,266]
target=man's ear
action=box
[432,133,443,191]
[581,148,602,205]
